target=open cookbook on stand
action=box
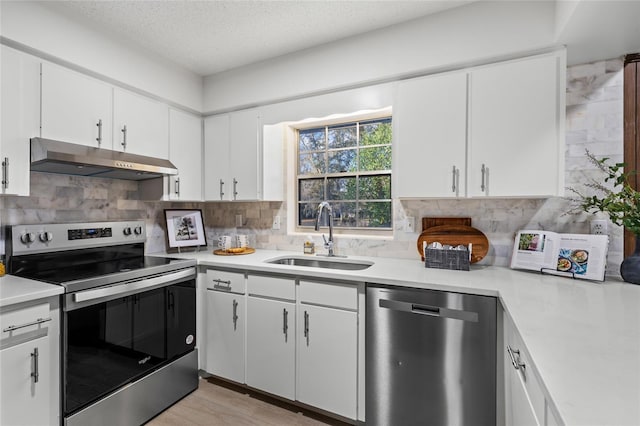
[510,230,609,281]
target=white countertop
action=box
[0,274,64,308]
[157,248,640,426]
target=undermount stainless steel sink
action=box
[266,256,373,271]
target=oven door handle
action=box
[73,269,196,303]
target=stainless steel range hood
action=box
[31,138,178,181]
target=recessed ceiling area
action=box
[39,0,475,76]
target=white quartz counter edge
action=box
[0,274,64,308]
[157,249,640,426]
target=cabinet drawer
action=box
[505,315,545,424]
[1,302,50,342]
[205,269,245,294]
[299,280,358,310]
[247,275,295,301]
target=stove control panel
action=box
[8,221,147,255]
[68,227,113,240]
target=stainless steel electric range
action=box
[6,221,198,426]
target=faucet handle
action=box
[322,234,329,247]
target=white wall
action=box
[0,1,203,112]
[203,1,557,113]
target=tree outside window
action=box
[297,117,392,229]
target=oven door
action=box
[62,268,196,417]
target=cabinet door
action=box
[0,336,50,426]
[395,71,467,198]
[203,114,230,200]
[468,54,562,197]
[169,108,202,200]
[297,305,357,419]
[246,297,295,399]
[113,88,169,159]
[505,358,541,426]
[0,46,40,196]
[205,290,245,383]
[229,109,260,200]
[41,62,112,148]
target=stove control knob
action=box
[123,227,132,236]
[20,232,35,244]
[134,226,143,236]
[39,231,53,243]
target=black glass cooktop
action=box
[9,243,193,291]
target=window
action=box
[297,117,392,230]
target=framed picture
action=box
[164,209,207,248]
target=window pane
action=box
[327,177,356,200]
[331,202,357,228]
[299,128,325,151]
[359,146,391,171]
[328,149,357,173]
[358,201,392,228]
[328,124,357,149]
[360,119,392,146]
[360,174,391,199]
[299,203,319,227]
[299,178,324,201]
[299,152,326,174]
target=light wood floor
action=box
[147,378,348,426]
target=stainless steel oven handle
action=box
[73,268,195,303]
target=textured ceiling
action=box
[41,0,473,76]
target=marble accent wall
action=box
[0,58,625,276]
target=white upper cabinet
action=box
[203,114,230,200]
[1,45,40,196]
[395,71,468,198]
[113,88,169,159]
[468,53,564,197]
[229,108,260,200]
[204,109,263,201]
[168,108,202,200]
[394,51,565,199]
[41,62,113,148]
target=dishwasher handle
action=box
[379,298,478,322]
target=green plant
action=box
[567,149,640,234]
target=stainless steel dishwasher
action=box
[366,284,496,426]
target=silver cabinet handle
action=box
[481,163,486,192]
[210,278,231,291]
[3,317,52,333]
[233,178,238,200]
[1,157,8,189]
[282,308,288,340]
[174,177,180,196]
[121,125,127,150]
[31,347,39,383]
[232,299,239,331]
[451,165,457,193]
[379,299,479,322]
[303,310,309,344]
[96,119,103,145]
[507,345,526,370]
[219,179,225,200]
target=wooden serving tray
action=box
[213,247,256,256]
[417,225,489,263]
[422,217,471,232]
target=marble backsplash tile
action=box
[0,58,626,276]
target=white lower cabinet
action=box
[246,274,296,399]
[297,279,359,418]
[1,336,50,425]
[204,269,246,383]
[246,296,295,400]
[504,310,562,426]
[0,298,60,426]
[203,270,361,420]
[297,304,357,419]
[205,290,245,383]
